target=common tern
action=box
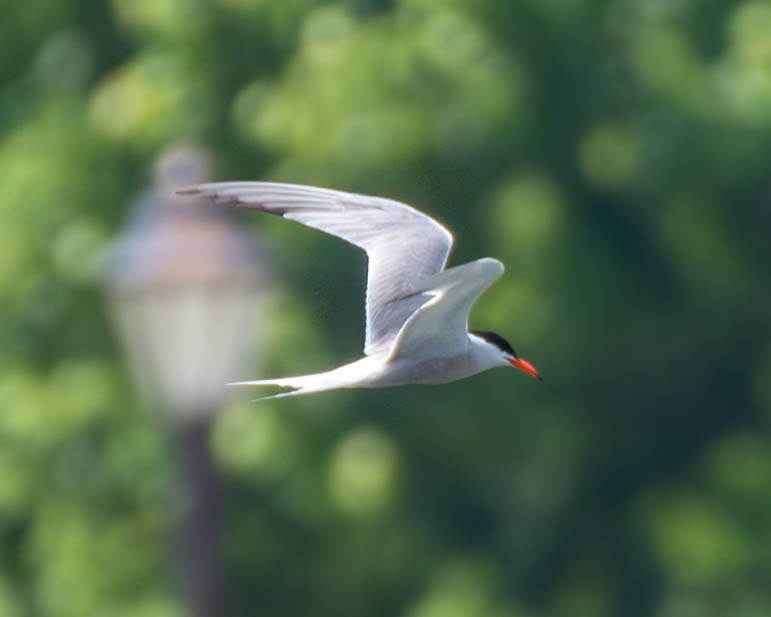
[178,182,541,400]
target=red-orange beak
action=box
[507,357,542,381]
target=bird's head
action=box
[470,330,542,381]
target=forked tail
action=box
[227,374,331,401]
[227,357,376,401]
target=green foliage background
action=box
[2,0,771,615]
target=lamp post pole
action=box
[178,417,223,617]
[106,146,263,617]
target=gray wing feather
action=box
[179,182,454,355]
[388,258,504,360]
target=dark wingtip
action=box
[175,186,202,195]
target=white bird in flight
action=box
[178,182,541,400]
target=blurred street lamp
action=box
[106,146,263,617]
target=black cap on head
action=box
[470,330,517,358]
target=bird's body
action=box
[178,182,540,399]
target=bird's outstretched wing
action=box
[178,182,454,356]
[388,258,504,360]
